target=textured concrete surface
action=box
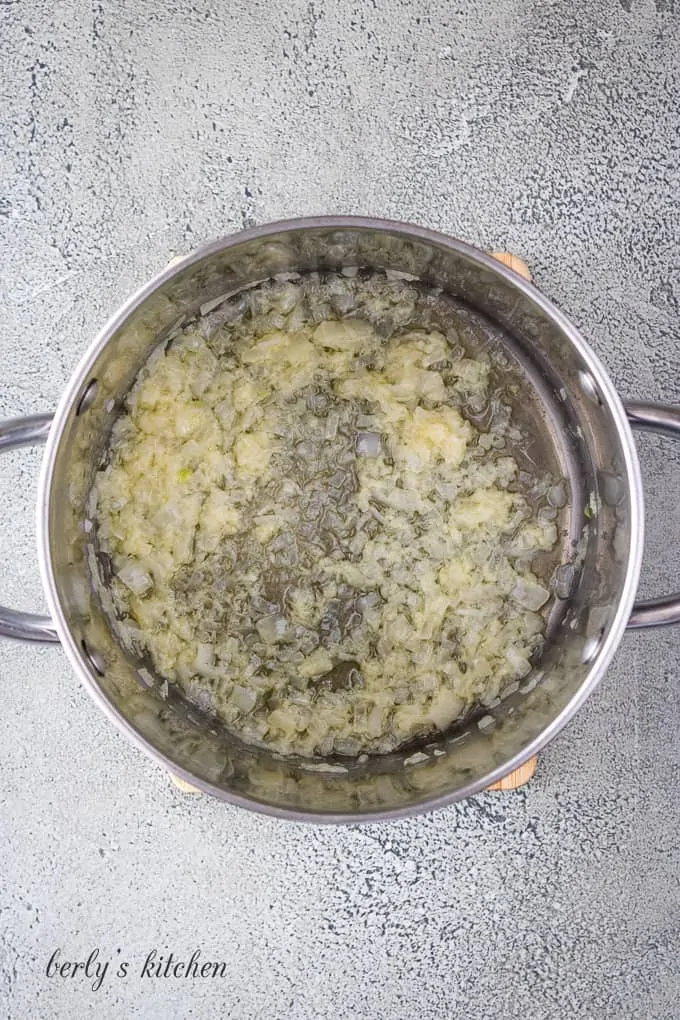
[1,2,680,1017]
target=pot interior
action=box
[43,220,639,818]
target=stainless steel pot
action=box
[2,217,679,821]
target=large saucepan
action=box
[2,217,679,821]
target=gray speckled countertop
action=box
[2,2,680,1018]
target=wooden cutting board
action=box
[169,249,538,795]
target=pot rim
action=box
[36,216,645,822]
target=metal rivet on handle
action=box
[578,370,603,406]
[75,378,98,416]
[81,639,105,676]
[581,630,605,664]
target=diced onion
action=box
[511,578,551,611]
[117,560,153,595]
[356,432,382,457]
[91,271,557,759]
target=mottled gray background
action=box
[1,1,679,1017]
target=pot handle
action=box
[0,414,60,643]
[625,401,680,629]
